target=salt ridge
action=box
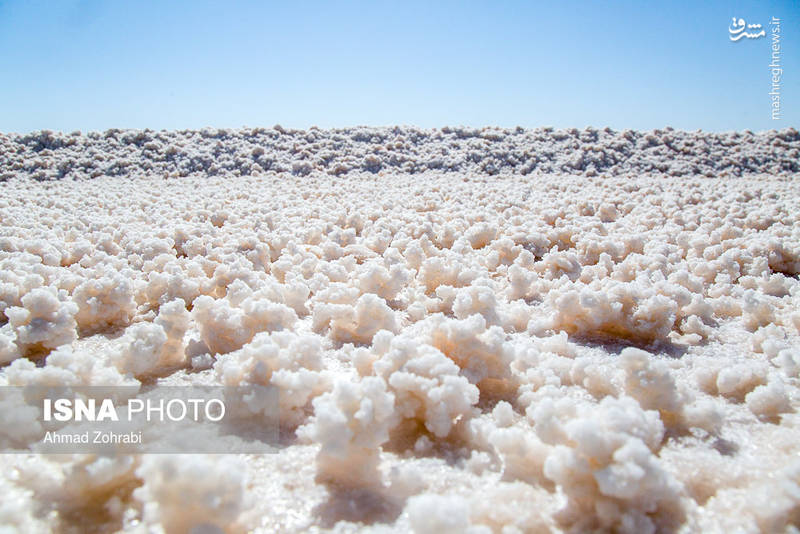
[1,126,798,181]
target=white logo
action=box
[729,17,765,41]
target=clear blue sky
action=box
[0,0,797,133]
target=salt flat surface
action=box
[0,127,799,533]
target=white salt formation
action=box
[0,126,798,533]
[1,126,798,180]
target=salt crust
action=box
[0,127,798,532]
[2,127,797,181]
